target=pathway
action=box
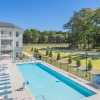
[23,51,32,57]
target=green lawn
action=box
[23,44,100,70]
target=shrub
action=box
[34,52,37,57]
[49,50,52,57]
[57,52,61,60]
[34,48,37,52]
[68,54,72,64]
[46,50,49,55]
[22,54,25,58]
[88,58,93,70]
[76,58,81,67]
[31,47,33,51]
[36,49,39,53]
[19,55,22,60]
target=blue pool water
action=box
[17,63,95,100]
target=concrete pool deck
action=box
[4,60,35,100]
[1,58,100,100]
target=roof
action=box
[0,22,24,30]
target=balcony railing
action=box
[1,45,13,50]
[1,34,13,39]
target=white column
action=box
[12,30,15,60]
[0,30,1,58]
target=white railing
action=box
[1,55,11,59]
[1,45,13,50]
[1,34,13,38]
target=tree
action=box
[49,50,52,57]
[88,58,93,70]
[19,55,22,60]
[23,29,68,44]
[23,29,32,43]
[76,58,81,67]
[68,54,72,64]
[57,52,61,60]
[36,49,39,53]
[46,50,49,55]
[63,8,95,50]
[22,54,25,58]
[34,48,37,52]
[30,29,39,43]
[31,47,33,51]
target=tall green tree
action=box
[63,8,95,50]
[68,54,72,64]
[57,52,61,60]
[76,58,81,67]
[49,50,52,57]
[88,58,93,70]
[30,29,39,43]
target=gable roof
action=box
[0,22,24,30]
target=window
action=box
[16,32,19,37]
[1,41,3,45]
[1,31,3,34]
[16,41,19,47]
[9,32,12,37]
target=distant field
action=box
[23,44,100,70]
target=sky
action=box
[0,0,100,31]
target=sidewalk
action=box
[23,51,32,57]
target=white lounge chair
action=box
[0,85,9,88]
[0,95,8,100]
[22,58,24,62]
[26,58,29,62]
[0,96,3,100]
[30,58,32,62]
[4,95,8,99]
[0,90,7,93]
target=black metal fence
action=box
[41,56,100,85]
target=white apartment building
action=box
[0,22,24,60]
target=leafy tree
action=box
[57,52,61,60]
[49,50,52,57]
[31,47,33,51]
[23,29,32,43]
[23,29,67,44]
[76,58,81,67]
[46,50,49,55]
[63,8,97,50]
[88,58,93,70]
[68,54,72,64]
[30,29,39,43]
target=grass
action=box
[23,44,100,70]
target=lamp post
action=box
[85,52,88,77]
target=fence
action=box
[41,56,95,83]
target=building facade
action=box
[0,22,24,60]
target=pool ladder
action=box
[35,95,45,100]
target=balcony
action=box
[1,34,13,40]
[1,45,13,51]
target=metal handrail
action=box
[36,95,45,100]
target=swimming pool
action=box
[17,63,95,100]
